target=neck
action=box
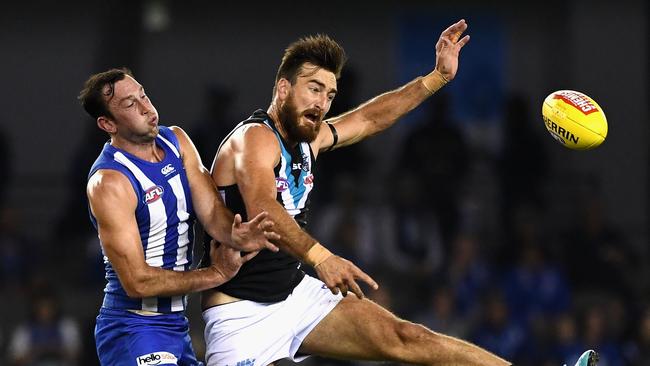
[267,102,297,147]
[111,136,164,162]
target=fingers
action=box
[263,230,280,240]
[441,19,467,38]
[439,19,468,49]
[457,35,470,49]
[263,236,280,252]
[241,250,260,262]
[232,213,243,228]
[338,284,349,297]
[438,35,469,54]
[347,279,365,299]
[259,219,274,231]
[247,211,269,226]
[355,267,379,290]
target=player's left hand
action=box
[230,212,280,252]
[210,239,260,281]
[314,255,379,299]
[434,19,470,81]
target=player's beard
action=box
[278,94,321,144]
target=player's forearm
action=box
[247,197,326,265]
[198,192,235,246]
[355,77,437,135]
[123,266,228,298]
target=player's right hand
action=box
[314,255,378,299]
[230,211,280,252]
[209,240,258,282]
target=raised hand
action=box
[230,212,280,252]
[435,19,470,81]
[314,255,379,299]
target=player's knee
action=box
[380,320,432,356]
[394,321,430,345]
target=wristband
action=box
[304,242,333,267]
[421,69,449,95]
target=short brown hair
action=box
[276,34,347,84]
[78,68,133,119]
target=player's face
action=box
[279,63,337,143]
[105,75,159,143]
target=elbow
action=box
[121,275,153,298]
[122,282,148,298]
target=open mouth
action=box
[303,111,320,124]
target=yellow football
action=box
[541,90,608,150]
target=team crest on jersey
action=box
[276,177,289,192]
[144,185,164,204]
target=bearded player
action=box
[200,19,598,366]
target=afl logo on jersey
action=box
[144,185,164,204]
[276,177,289,192]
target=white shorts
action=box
[202,275,343,366]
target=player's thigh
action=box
[298,295,418,360]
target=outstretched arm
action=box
[314,19,470,153]
[87,170,255,298]
[171,126,279,252]
[228,124,378,298]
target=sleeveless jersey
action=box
[203,109,315,302]
[88,126,196,313]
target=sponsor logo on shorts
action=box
[276,177,289,192]
[234,358,255,366]
[136,351,178,365]
[144,185,164,204]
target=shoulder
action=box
[168,125,189,143]
[232,122,278,152]
[87,169,137,205]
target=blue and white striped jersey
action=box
[88,126,196,313]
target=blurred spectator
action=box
[310,175,381,271]
[0,207,34,291]
[497,94,548,259]
[381,172,446,310]
[397,92,470,247]
[412,285,469,339]
[502,205,571,325]
[623,304,650,365]
[471,289,528,363]
[549,313,584,366]
[580,304,625,366]
[0,129,12,205]
[562,179,638,298]
[446,234,494,319]
[7,289,81,366]
[190,85,238,168]
[54,124,106,242]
